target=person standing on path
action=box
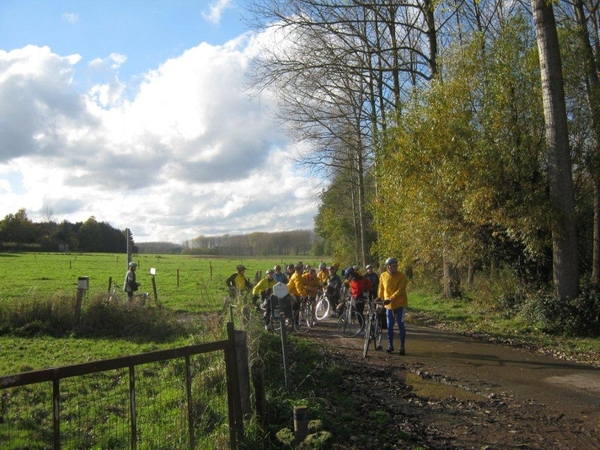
[326,265,342,312]
[124,262,140,300]
[378,257,408,355]
[273,264,289,284]
[252,268,278,328]
[225,264,253,299]
[287,262,307,313]
[364,264,379,300]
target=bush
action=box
[0,293,74,336]
[75,294,187,340]
[0,293,190,341]
[521,283,600,337]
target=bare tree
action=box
[246,0,440,265]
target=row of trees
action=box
[181,230,323,256]
[247,0,600,300]
[0,209,131,253]
[0,209,320,257]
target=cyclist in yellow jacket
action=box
[378,257,408,355]
[252,268,278,327]
[317,263,329,286]
[225,265,253,299]
[287,262,307,310]
[252,269,277,304]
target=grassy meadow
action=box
[0,252,329,449]
[0,252,324,375]
[0,252,306,313]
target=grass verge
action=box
[407,289,600,368]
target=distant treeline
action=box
[0,209,130,253]
[179,230,324,256]
[1,208,323,257]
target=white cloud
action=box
[0,34,322,243]
[62,13,79,24]
[202,0,233,25]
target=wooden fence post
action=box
[226,322,244,448]
[251,359,266,427]
[151,276,158,304]
[234,329,251,419]
[294,405,309,445]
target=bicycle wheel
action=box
[314,295,330,321]
[270,315,294,334]
[338,307,364,337]
[363,312,373,358]
[294,305,312,333]
[372,317,383,351]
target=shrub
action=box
[0,293,74,336]
[521,282,600,337]
[75,294,187,340]
[0,292,190,341]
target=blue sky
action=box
[1,0,248,86]
[0,1,320,243]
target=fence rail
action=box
[0,322,244,450]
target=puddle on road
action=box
[396,367,483,401]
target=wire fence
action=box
[0,323,243,450]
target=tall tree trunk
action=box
[574,0,600,284]
[443,255,461,298]
[356,143,368,267]
[531,0,579,300]
[594,180,600,284]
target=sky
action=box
[0,0,323,244]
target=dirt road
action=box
[302,316,600,449]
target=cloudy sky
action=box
[0,0,322,243]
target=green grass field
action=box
[0,252,325,375]
[0,252,335,450]
[0,252,325,311]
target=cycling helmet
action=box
[328,266,336,271]
[384,257,398,266]
[274,264,282,271]
[237,264,246,271]
[266,269,274,275]
[353,265,360,270]
[294,263,304,270]
[128,262,138,268]
[344,267,355,278]
[304,264,311,270]
[366,264,373,270]
[319,262,327,269]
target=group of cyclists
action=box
[225,257,408,355]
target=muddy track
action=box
[298,316,600,450]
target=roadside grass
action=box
[407,282,600,367]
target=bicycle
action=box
[261,295,294,333]
[314,289,331,321]
[337,294,364,337]
[363,298,385,357]
[294,296,315,333]
[339,283,352,305]
[108,283,150,306]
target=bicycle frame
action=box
[363,300,384,357]
[314,289,330,321]
[294,297,315,333]
[337,295,364,337]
